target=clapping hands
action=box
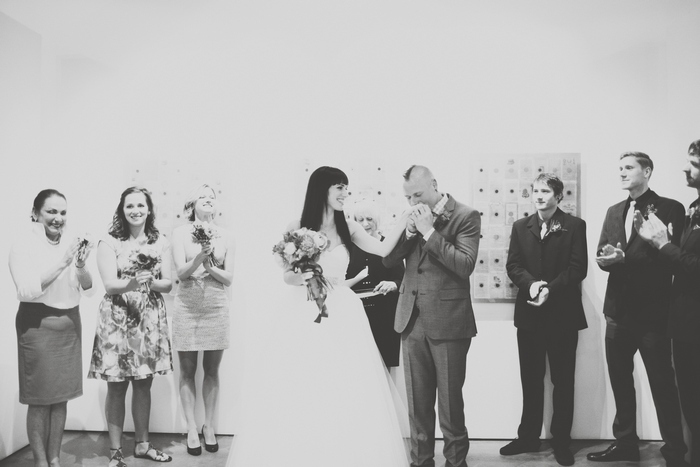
[595,242,625,267]
[633,211,671,249]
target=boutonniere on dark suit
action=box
[433,211,451,230]
[644,203,657,219]
[544,219,566,238]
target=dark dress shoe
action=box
[553,446,575,466]
[187,443,202,456]
[500,438,541,456]
[587,443,639,462]
[202,425,219,453]
[666,459,690,467]
[186,431,201,456]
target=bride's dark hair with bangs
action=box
[300,166,352,249]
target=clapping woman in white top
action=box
[9,189,93,467]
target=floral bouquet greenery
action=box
[192,222,221,267]
[76,233,94,264]
[272,228,332,323]
[123,246,161,293]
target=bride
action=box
[227,166,410,466]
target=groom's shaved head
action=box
[402,165,441,208]
[403,165,435,182]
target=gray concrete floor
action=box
[0,432,674,466]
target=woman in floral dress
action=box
[88,187,173,467]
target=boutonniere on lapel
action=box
[544,220,566,238]
[644,203,657,220]
[433,211,451,231]
[688,206,700,229]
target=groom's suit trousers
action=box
[403,306,471,467]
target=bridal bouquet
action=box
[191,222,221,267]
[123,246,161,293]
[272,228,332,323]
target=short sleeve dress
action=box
[88,235,173,381]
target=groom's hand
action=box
[412,204,434,236]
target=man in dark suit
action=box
[587,152,688,466]
[635,139,700,467]
[500,173,587,466]
[384,165,480,467]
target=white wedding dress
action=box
[227,245,409,467]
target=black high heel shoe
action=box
[202,425,219,453]
[186,430,201,456]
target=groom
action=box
[384,165,481,467]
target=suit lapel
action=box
[681,199,700,247]
[527,214,540,239]
[607,201,627,249]
[627,191,659,250]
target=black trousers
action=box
[516,326,579,446]
[605,318,687,461]
[674,338,700,467]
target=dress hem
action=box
[87,369,172,382]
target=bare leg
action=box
[46,402,67,467]
[178,351,200,448]
[105,382,129,450]
[132,378,154,444]
[27,405,50,467]
[202,350,224,444]
[132,377,171,462]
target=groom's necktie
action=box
[625,200,636,242]
[540,221,547,240]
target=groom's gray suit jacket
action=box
[383,194,480,339]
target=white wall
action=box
[2,0,700,460]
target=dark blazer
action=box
[658,198,700,343]
[506,208,588,331]
[597,190,685,331]
[383,194,481,340]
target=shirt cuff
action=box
[423,228,436,242]
[406,229,417,239]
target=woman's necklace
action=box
[46,235,60,246]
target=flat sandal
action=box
[134,442,172,462]
[109,448,127,467]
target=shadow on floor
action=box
[0,433,677,466]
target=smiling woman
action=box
[87,186,174,466]
[8,189,94,467]
[170,183,235,457]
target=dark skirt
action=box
[16,302,82,405]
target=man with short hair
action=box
[635,139,700,467]
[588,152,688,466]
[501,173,587,466]
[384,165,480,467]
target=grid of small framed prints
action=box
[472,154,581,302]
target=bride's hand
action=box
[285,269,314,286]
